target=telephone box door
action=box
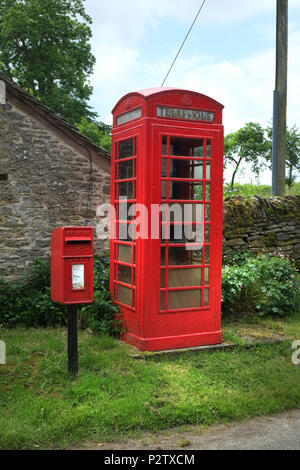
[110,126,143,340]
[139,125,223,350]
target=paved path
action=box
[86,409,300,450]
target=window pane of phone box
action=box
[168,289,201,309]
[168,268,202,287]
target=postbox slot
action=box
[65,237,91,244]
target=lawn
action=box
[0,313,300,450]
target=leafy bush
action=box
[0,257,66,327]
[223,249,253,267]
[79,254,120,335]
[0,254,120,334]
[222,254,299,317]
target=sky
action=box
[84,0,300,184]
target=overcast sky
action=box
[84,0,300,184]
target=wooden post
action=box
[272,0,288,196]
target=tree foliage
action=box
[266,124,300,188]
[0,0,96,124]
[77,116,112,153]
[224,122,269,188]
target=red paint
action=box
[110,88,224,351]
[51,227,93,304]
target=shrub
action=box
[0,258,66,327]
[223,249,253,266]
[222,254,299,317]
[79,254,120,335]
[0,254,120,334]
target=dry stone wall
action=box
[223,195,300,268]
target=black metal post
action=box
[68,304,78,378]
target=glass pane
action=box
[166,223,204,244]
[171,159,203,179]
[205,204,210,221]
[170,137,204,157]
[204,288,209,306]
[206,183,211,201]
[119,138,133,159]
[119,160,133,179]
[167,203,204,223]
[168,246,202,265]
[206,162,211,180]
[204,267,209,285]
[134,136,137,156]
[161,181,167,199]
[204,245,210,263]
[117,285,132,305]
[160,269,166,287]
[118,223,131,241]
[118,244,132,263]
[205,224,210,242]
[116,264,132,284]
[170,181,203,200]
[168,268,202,287]
[118,181,133,199]
[161,158,167,177]
[161,247,166,266]
[206,140,211,158]
[118,202,135,221]
[162,136,167,155]
[168,289,201,309]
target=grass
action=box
[225,182,300,198]
[0,313,300,450]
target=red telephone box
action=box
[110,88,224,351]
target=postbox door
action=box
[148,125,223,339]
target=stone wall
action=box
[0,101,111,281]
[223,195,300,268]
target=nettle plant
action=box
[221,253,299,317]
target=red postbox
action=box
[110,88,224,351]
[51,226,93,304]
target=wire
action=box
[161,0,207,87]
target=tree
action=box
[224,122,269,188]
[266,124,300,188]
[0,0,96,125]
[77,116,112,153]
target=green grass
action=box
[1,315,300,449]
[226,182,300,198]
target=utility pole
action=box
[272,0,288,196]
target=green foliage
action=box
[0,257,66,327]
[224,122,269,188]
[0,254,120,334]
[266,124,300,188]
[223,183,300,199]
[223,183,241,199]
[222,249,253,267]
[222,254,299,317]
[0,0,96,124]
[77,116,112,153]
[79,254,120,335]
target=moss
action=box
[263,232,278,247]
